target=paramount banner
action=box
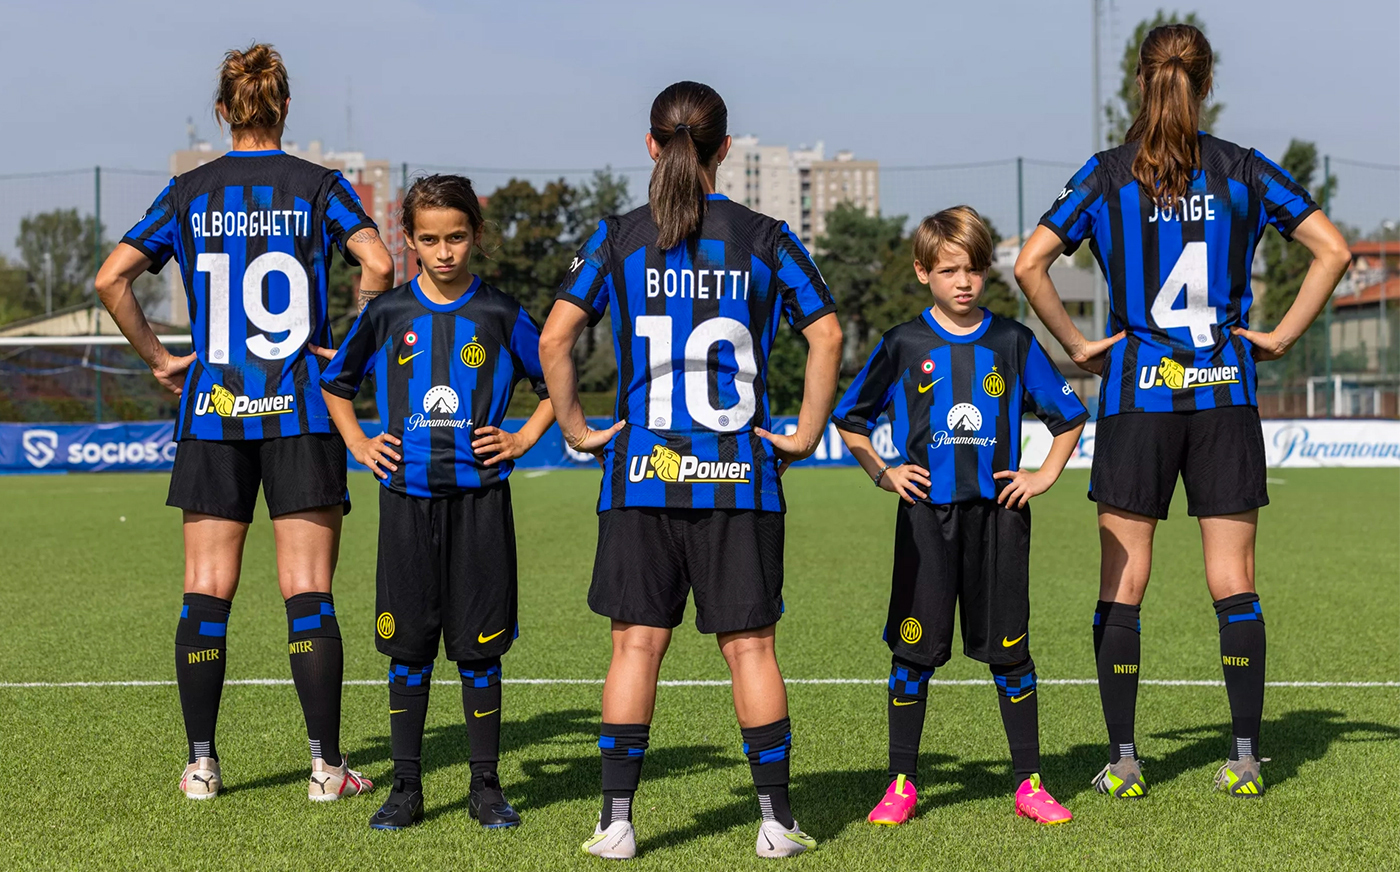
[3,418,1399,475]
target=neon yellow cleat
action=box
[1092,758,1147,798]
[1215,756,1265,797]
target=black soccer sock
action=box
[1095,601,1141,763]
[458,659,503,790]
[887,656,934,784]
[742,717,795,829]
[599,722,649,827]
[388,660,433,788]
[174,593,231,763]
[991,659,1041,783]
[285,592,344,766]
[1215,593,1266,760]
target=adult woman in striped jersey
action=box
[95,43,394,801]
[1014,24,1350,799]
[541,81,843,859]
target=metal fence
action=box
[1,154,1397,421]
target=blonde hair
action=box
[912,206,993,272]
[1125,24,1213,205]
[216,43,289,132]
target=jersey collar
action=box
[706,193,729,201]
[412,274,480,312]
[226,149,285,157]
[922,307,991,343]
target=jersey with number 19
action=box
[121,150,376,441]
[1040,134,1318,417]
[556,193,836,512]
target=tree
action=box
[814,202,907,367]
[1105,10,1223,147]
[16,208,103,313]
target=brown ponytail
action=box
[648,82,727,250]
[215,43,290,132]
[1124,24,1212,206]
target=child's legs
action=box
[884,501,960,784]
[376,488,445,787]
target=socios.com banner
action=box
[4,418,1400,475]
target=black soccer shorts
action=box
[885,499,1031,668]
[589,507,785,635]
[1089,406,1269,520]
[166,432,349,523]
[374,483,519,662]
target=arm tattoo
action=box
[348,228,380,245]
[357,288,385,312]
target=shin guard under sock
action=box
[742,717,795,829]
[887,656,934,783]
[991,659,1041,782]
[285,592,344,766]
[175,593,231,763]
[1215,593,1266,760]
[1095,601,1141,762]
[388,661,433,787]
[458,659,503,789]
[599,722,649,826]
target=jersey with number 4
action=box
[121,150,376,440]
[556,194,836,511]
[1040,134,1318,417]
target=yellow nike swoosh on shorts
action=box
[918,377,944,394]
[1010,690,1036,703]
[1002,632,1027,647]
[478,628,506,643]
[398,351,424,365]
[390,709,407,714]
[474,708,500,718]
[891,698,920,707]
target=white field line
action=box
[0,678,1395,689]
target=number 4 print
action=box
[197,251,311,362]
[1149,241,1216,348]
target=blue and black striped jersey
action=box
[1040,134,1318,417]
[121,150,375,441]
[832,309,1087,505]
[556,193,836,512]
[320,275,548,497]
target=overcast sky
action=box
[2,0,1397,230]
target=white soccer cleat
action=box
[307,756,373,802]
[582,818,637,860]
[755,818,816,858]
[180,757,222,800]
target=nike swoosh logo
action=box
[1010,690,1036,703]
[473,708,500,718]
[398,351,424,365]
[1002,633,1027,647]
[478,628,506,643]
[390,709,407,714]
[918,377,944,394]
[891,698,919,706]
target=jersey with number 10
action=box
[1040,134,1318,417]
[556,194,836,512]
[121,150,376,441]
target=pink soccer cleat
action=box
[1015,774,1072,824]
[868,774,917,825]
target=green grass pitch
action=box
[0,467,1396,871]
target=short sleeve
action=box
[774,223,837,331]
[320,306,379,398]
[831,337,899,435]
[322,172,377,266]
[121,178,179,274]
[508,305,549,400]
[1038,156,1104,255]
[1021,336,1088,436]
[1247,149,1320,240]
[555,220,612,325]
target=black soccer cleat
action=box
[369,780,425,830]
[468,773,521,829]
